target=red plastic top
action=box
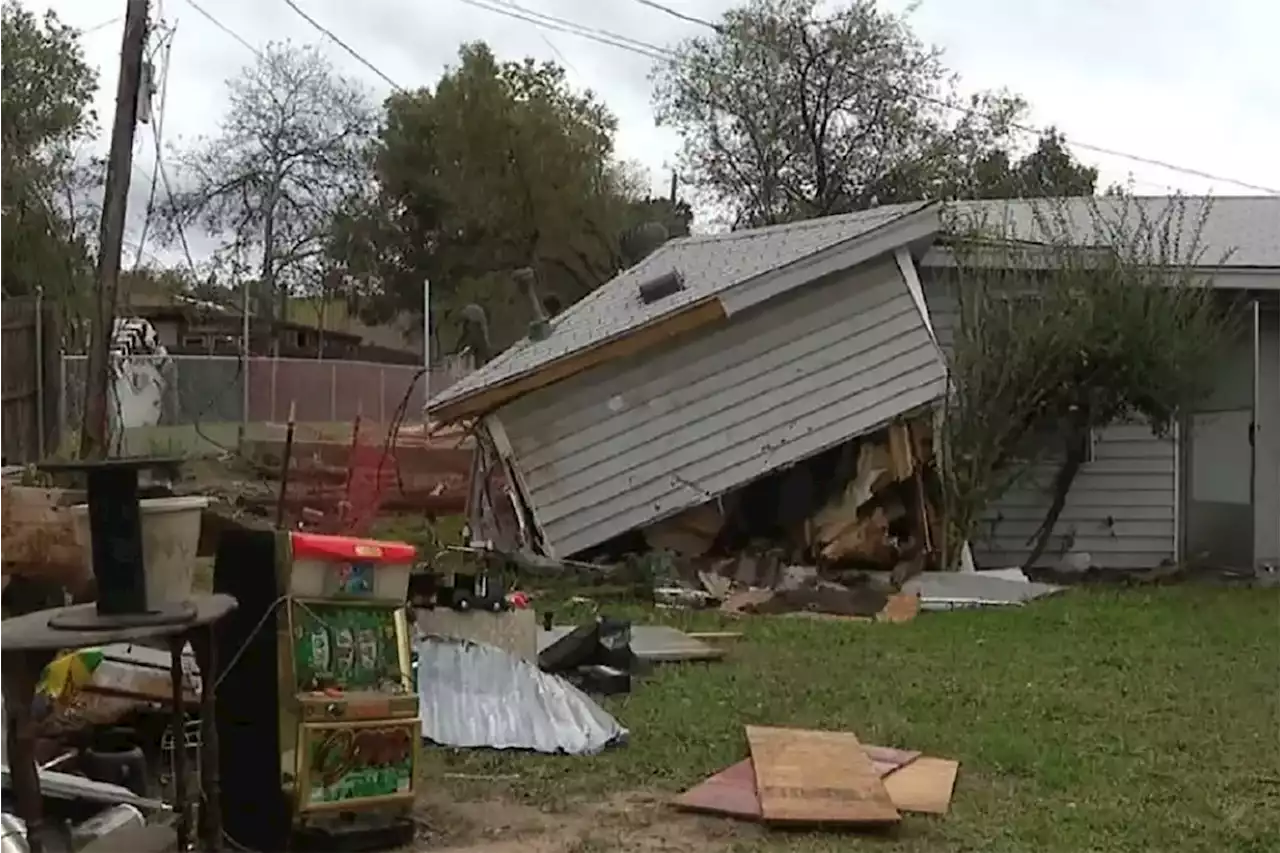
[289,531,416,564]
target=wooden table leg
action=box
[1,652,46,853]
[169,636,190,850]
[190,626,223,851]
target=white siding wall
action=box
[923,273,1178,570]
[498,259,948,557]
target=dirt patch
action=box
[412,789,757,852]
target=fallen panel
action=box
[746,726,900,826]
[417,637,627,755]
[537,625,724,663]
[672,744,920,820]
[881,756,959,815]
[904,571,1063,609]
[0,764,167,811]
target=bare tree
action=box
[158,42,375,349]
[938,197,1238,573]
[653,0,1096,228]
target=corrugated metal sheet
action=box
[922,275,1178,570]
[499,258,947,556]
[946,196,1280,268]
[416,638,626,755]
[429,202,933,410]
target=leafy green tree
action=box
[653,0,1097,227]
[1,3,99,319]
[330,43,665,354]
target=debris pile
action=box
[636,415,940,620]
[673,725,959,829]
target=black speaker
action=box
[212,525,292,852]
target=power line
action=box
[629,0,720,31]
[181,0,262,60]
[80,16,124,35]
[459,0,670,60]
[278,0,403,90]
[134,22,177,269]
[486,0,1278,195]
[175,0,1276,195]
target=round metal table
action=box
[1,594,237,852]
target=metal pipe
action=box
[34,285,45,459]
[241,276,251,430]
[194,629,223,849]
[275,400,297,528]
[422,278,431,414]
[169,636,189,849]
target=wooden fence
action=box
[1,295,61,464]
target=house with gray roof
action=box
[428,196,1280,572]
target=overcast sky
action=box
[25,0,1280,266]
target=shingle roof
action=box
[429,195,1280,414]
[945,196,1280,267]
[428,200,932,411]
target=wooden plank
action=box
[881,756,959,815]
[746,725,900,826]
[685,632,744,642]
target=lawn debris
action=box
[538,623,724,667]
[896,570,1064,610]
[673,726,959,829]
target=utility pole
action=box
[80,0,150,459]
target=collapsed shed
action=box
[427,201,949,561]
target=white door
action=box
[1182,299,1258,570]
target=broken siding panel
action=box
[499,259,947,557]
[921,273,1178,570]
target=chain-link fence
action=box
[61,355,467,440]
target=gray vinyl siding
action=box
[922,274,1178,570]
[498,259,948,557]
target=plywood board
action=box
[672,745,920,820]
[746,726,900,826]
[881,756,959,815]
[671,759,760,820]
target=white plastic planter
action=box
[72,495,210,609]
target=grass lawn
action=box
[422,586,1280,853]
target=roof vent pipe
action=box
[637,270,685,304]
[459,303,492,365]
[513,267,551,341]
